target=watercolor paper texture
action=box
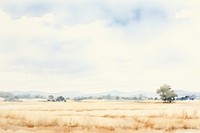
[0,0,200,133]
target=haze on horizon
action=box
[0,0,200,93]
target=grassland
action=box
[0,100,199,133]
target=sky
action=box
[0,0,200,93]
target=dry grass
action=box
[0,100,199,133]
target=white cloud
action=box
[0,0,200,93]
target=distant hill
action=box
[82,90,158,98]
[11,91,84,99]
[9,90,157,99]
[0,89,198,99]
[175,89,200,97]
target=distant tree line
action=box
[0,85,198,103]
[47,94,157,102]
[47,95,70,102]
[45,84,197,103]
[176,95,195,100]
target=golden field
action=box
[0,100,199,133]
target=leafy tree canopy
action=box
[156,84,178,103]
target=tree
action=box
[156,84,177,103]
[56,96,65,102]
[106,94,111,100]
[115,96,120,100]
[48,95,54,101]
